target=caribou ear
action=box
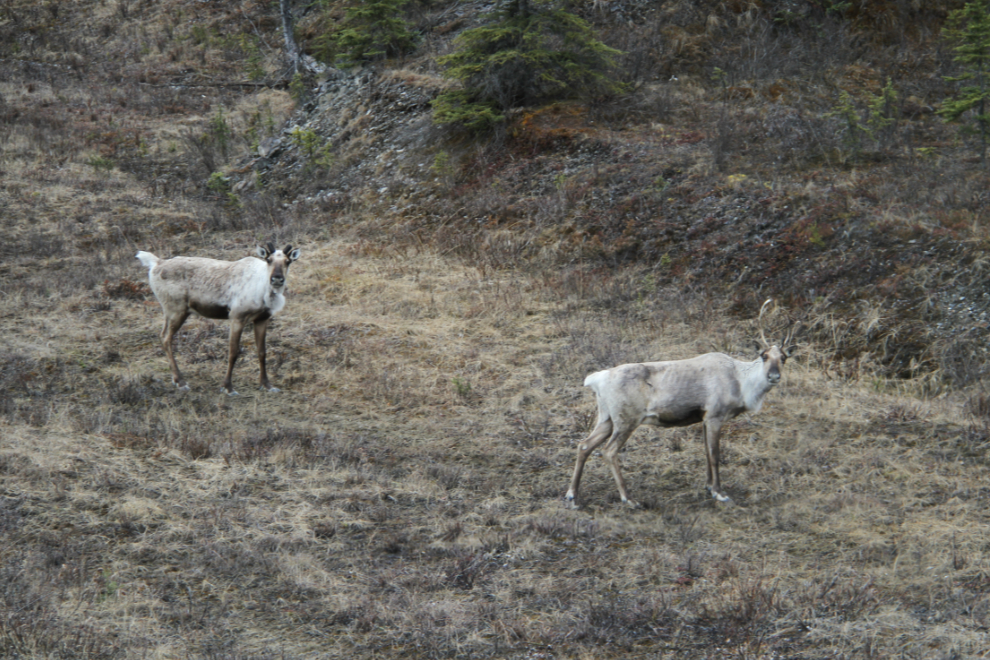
[753,341,764,356]
[255,245,269,259]
[288,247,301,261]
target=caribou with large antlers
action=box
[136,243,301,395]
[566,300,797,508]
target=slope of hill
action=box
[2,1,990,658]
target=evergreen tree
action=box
[433,0,624,132]
[334,0,419,67]
[939,0,990,162]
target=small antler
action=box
[782,321,804,349]
[758,298,773,349]
[267,241,276,255]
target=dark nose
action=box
[768,367,780,383]
[271,274,285,287]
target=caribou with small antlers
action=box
[136,243,301,395]
[566,300,797,508]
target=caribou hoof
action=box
[621,498,642,509]
[262,386,280,393]
[222,388,240,396]
[175,382,190,391]
[707,488,733,504]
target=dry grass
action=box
[4,227,990,658]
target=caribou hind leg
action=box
[566,417,613,506]
[600,423,640,507]
[161,309,191,390]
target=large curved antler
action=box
[758,298,773,349]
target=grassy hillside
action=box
[2,1,990,658]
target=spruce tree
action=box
[432,0,624,132]
[334,0,418,67]
[939,0,990,163]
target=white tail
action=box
[136,251,159,269]
[137,243,301,395]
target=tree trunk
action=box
[504,0,530,19]
[280,0,300,74]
